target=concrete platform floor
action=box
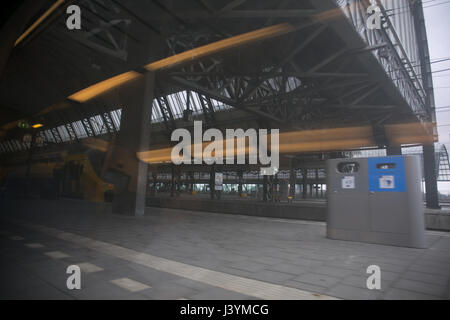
[0,199,449,300]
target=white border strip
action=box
[9,218,338,300]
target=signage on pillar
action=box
[215,173,223,191]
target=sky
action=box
[423,0,450,193]
[424,1,450,143]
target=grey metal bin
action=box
[326,155,425,248]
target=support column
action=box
[423,144,440,209]
[280,180,288,202]
[238,170,243,196]
[171,165,175,197]
[302,168,308,199]
[210,166,215,200]
[24,132,36,198]
[289,160,296,199]
[273,174,278,202]
[108,72,155,216]
[152,170,157,196]
[189,172,194,193]
[263,175,268,202]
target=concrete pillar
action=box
[210,166,215,200]
[273,174,278,202]
[171,165,175,197]
[289,160,296,199]
[189,172,194,193]
[423,144,440,209]
[238,170,243,196]
[152,170,157,196]
[302,168,308,199]
[280,180,288,202]
[24,132,36,198]
[263,175,268,202]
[109,72,155,216]
[386,145,402,156]
[315,168,319,198]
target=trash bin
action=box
[326,155,425,248]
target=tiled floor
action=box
[0,198,449,300]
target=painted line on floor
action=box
[426,230,450,237]
[8,218,338,300]
[110,278,150,292]
[179,208,327,226]
[45,251,70,259]
[188,210,450,235]
[9,235,24,241]
[25,243,45,248]
[77,262,104,273]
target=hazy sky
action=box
[423,1,450,193]
[424,1,450,144]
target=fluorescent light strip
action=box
[145,23,295,71]
[68,23,295,103]
[68,71,142,103]
[15,0,66,47]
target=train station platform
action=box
[147,195,450,231]
[0,198,449,300]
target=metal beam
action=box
[167,76,284,123]
[220,0,247,12]
[308,48,347,73]
[351,85,380,105]
[423,144,440,209]
[177,9,317,19]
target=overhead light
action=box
[15,0,66,47]
[68,71,142,103]
[18,120,30,129]
[63,23,296,105]
[145,23,295,72]
[32,123,44,129]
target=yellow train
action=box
[0,151,113,202]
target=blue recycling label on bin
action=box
[368,156,406,192]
